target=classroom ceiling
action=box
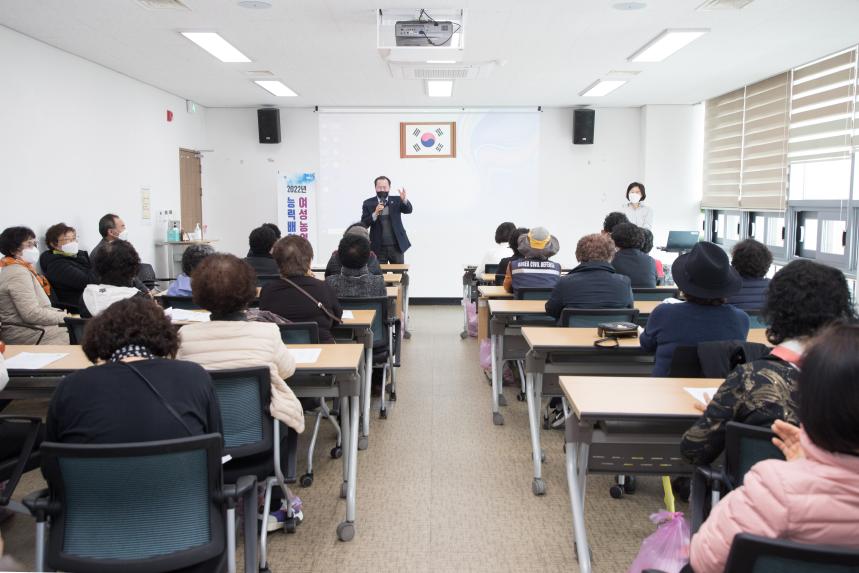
[2,0,859,108]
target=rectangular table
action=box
[559,376,721,572]
[381,264,410,335]
[476,285,513,344]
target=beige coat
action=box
[0,265,68,344]
[177,320,304,433]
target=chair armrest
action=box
[22,488,57,521]
[695,465,725,485]
[3,322,46,345]
[219,475,257,509]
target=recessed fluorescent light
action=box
[579,79,627,97]
[181,32,251,63]
[628,29,708,62]
[426,60,457,64]
[426,80,453,97]
[255,80,298,97]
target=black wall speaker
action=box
[257,108,281,144]
[573,109,595,145]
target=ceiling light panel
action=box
[181,32,251,63]
[628,29,709,62]
[579,80,627,97]
[255,80,298,97]
[426,80,453,97]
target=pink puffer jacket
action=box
[691,431,859,573]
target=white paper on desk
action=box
[684,387,720,405]
[662,297,684,304]
[165,308,211,322]
[341,310,354,319]
[5,352,69,370]
[288,348,322,364]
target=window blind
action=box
[702,88,744,209]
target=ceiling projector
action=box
[395,20,456,46]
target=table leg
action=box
[460,283,469,338]
[336,392,359,541]
[526,371,545,495]
[565,440,592,573]
[490,333,503,426]
[360,335,372,450]
[402,276,410,337]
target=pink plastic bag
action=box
[479,339,492,370]
[628,511,690,573]
[464,298,478,337]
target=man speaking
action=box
[361,175,413,264]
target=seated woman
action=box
[260,236,343,342]
[166,244,215,296]
[244,225,280,276]
[546,233,633,321]
[502,227,561,293]
[639,242,749,376]
[726,238,772,311]
[610,223,657,288]
[38,223,94,311]
[177,253,304,530]
[325,234,386,298]
[690,322,859,573]
[681,259,854,465]
[495,227,529,286]
[324,224,382,277]
[478,221,515,274]
[639,228,664,284]
[79,239,148,318]
[0,226,67,344]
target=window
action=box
[793,206,851,267]
[750,212,787,260]
[711,210,744,249]
[788,158,852,200]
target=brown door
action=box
[179,149,203,234]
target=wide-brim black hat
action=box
[672,241,742,299]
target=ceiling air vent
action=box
[697,0,754,10]
[388,62,497,81]
[135,0,190,10]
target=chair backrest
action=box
[484,263,499,275]
[338,296,388,347]
[39,434,225,573]
[159,295,201,311]
[137,263,158,290]
[207,367,273,458]
[63,317,89,345]
[278,322,320,344]
[633,287,679,301]
[746,310,769,329]
[515,287,554,300]
[558,307,640,328]
[725,533,859,573]
[724,421,783,488]
[668,345,703,377]
[256,274,281,287]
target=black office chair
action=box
[668,345,703,377]
[558,307,640,328]
[137,263,158,291]
[514,287,554,300]
[24,434,256,573]
[724,533,859,572]
[745,309,768,328]
[207,367,297,571]
[277,323,342,487]
[0,416,43,517]
[257,274,281,287]
[63,317,89,345]
[1,322,46,345]
[159,295,201,310]
[633,287,679,301]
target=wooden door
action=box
[179,149,202,234]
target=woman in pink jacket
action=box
[691,322,859,573]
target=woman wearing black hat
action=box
[639,242,750,376]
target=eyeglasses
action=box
[22,239,38,249]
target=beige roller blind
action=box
[789,48,856,163]
[702,88,744,209]
[740,73,790,210]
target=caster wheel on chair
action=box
[609,484,624,499]
[498,394,507,407]
[340,483,347,499]
[390,391,397,401]
[517,392,526,402]
[300,473,314,487]
[541,449,546,463]
[259,567,272,573]
[542,416,550,430]
[284,517,297,534]
[379,408,388,419]
[459,331,468,339]
[532,478,546,496]
[624,475,637,494]
[358,436,368,450]
[493,412,504,426]
[330,446,343,459]
[337,521,356,542]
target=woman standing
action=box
[621,181,653,230]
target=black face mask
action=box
[376,192,389,201]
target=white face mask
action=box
[629,193,642,204]
[60,242,79,254]
[21,246,39,265]
[118,230,129,241]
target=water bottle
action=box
[193,223,202,241]
[168,222,181,242]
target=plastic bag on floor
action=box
[479,339,492,370]
[628,511,690,573]
[464,297,478,337]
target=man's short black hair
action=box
[763,259,856,344]
[731,239,773,279]
[338,234,371,270]
[495,222,516,245]
[262,223,281,239]
[0,226,36,257]
[611,222,643,250]
[639,228,654,254]
[799,322,859,455]
[181,244,215,276]
[374,175,391,187]
[93,239,140,286]
[98,213,119,238]
[248,226,278,256]
[602,211,629,233]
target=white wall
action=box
[0,26,208,266]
